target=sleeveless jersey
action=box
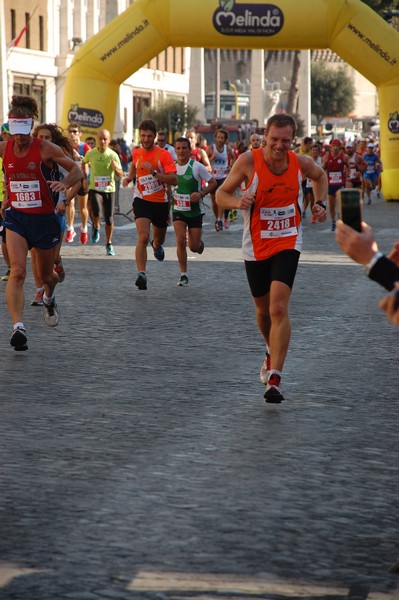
[0,157,4,204]
[210,143,229,180]
[3,138,58,214]
[363,152,379,174]
[172,159,201,218]
[326,152,346,186]
[132,146,175,203]
[347,152,362,183]
[190,147,200,162]
[242,149,303,261]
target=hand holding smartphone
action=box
[338,188,362,232]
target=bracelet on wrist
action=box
[365,251,383,274]
[315,200,326,209]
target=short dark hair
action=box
[9,95,38,119]
[303,136,313,145]
[215,128,228,141]
[139,119,157,134]
[265,114,297,136]
[174,137,190,149]
[68,122,81,132]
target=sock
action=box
[269,369,282,380]
[37,286,44,293]
[138,271,145,276]
[67,226,74,232]
[14,322,25,331]
[81,226,88,233]
[43,293,55,306]
[265,344,270,356]
[181,272,187,277]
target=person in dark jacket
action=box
[336,219,399,326]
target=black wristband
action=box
[315,200,326,209]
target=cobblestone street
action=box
[1,190,398,599]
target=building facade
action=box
[0,0,191,142]
[0,1,379,141]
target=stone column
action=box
[250,49,265,127]
[188,48,205,123]
[298,49,311,135]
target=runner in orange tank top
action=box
[216,114,328,403]
[122,119,177,291]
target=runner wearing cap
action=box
[0,95,82,351]
[363,143,382,205]
[322,139,349,231]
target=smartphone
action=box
[338,188,362,232]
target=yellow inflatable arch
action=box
[61,0,399,199]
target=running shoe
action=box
[259,352,271,385]
[331,221,336,232]
[264,373,284,403]
[367,197,372,205]
[1,268,10,281]
[177,275,188,287]
[135,272,147,290]
[43,299,59,327]
[31,289,44,306]
[302,210,307,219]
[311,215,317,223]
[151,240,165,261]
[65,228,76,243]
[80,230,88,245]
[197,240,205,254]
[223,219,229,229]
[231,209,238,221]
[54,261,65,283]
[10,326,28,351]
[92,228,100,243]
[106,242,115,256]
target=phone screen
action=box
[338,189,362,232]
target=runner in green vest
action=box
[172,137,217,286]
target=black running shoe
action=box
[135,273,147,290]
[150,240,165,261]
[10,326,28,351]
[264,373,284,403]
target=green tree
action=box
[361,0,399,14]
[143,98,199,135]
[311,62,356,126]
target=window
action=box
[25,13,30,48]
[13,78,46,122]
[39,16,44,51]
[10,9,16,40]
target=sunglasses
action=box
[69,129,79,134]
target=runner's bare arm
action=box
[122,163,136,187]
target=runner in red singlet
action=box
[322,139,349,231]
[0,95,82,351]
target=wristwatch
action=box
[153,170,158,177]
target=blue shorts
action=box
[3,207,61,250]
[363,172,378,184]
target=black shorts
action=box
[328,184,345,197]
[133,197,169,229]
[172,213,203,228]
[245,249,300,298]
[347,180,362,189]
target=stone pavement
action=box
[0,189,398,599]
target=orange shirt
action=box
[132,145,176,203]
[242,149,303,261]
